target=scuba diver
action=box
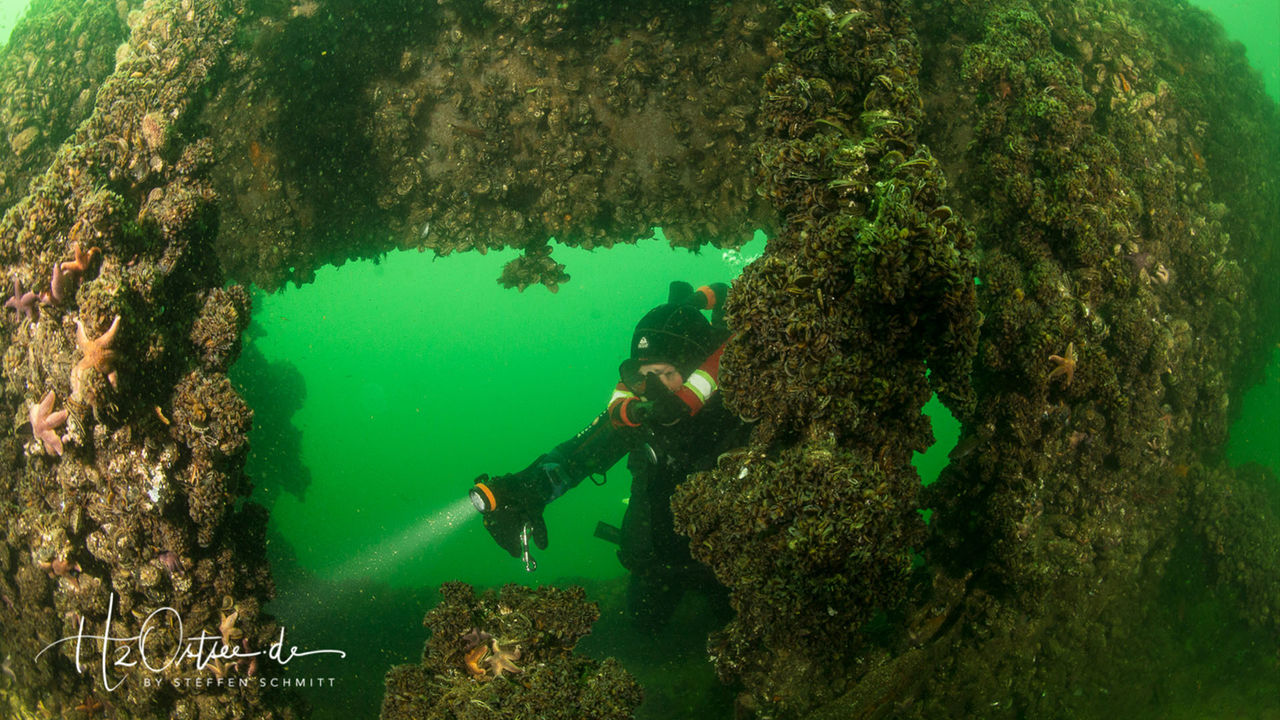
[469,281,753,628]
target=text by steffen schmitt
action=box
[143,676,338,689]
[35,594,346,692]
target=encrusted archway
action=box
[0,0,1277,718]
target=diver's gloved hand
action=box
[476,469,551,558]
[637,372,690,426]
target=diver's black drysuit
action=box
[539,382,752,626]
[475,284,752,627]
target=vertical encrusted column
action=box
[672,0,978,714]
[925,0,1280,632]
[0,1,302,717]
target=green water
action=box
[238,235,769,589]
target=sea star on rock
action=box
[39,557,82,590]
[28,390,68,456]
[1047,342,1077,387]
[484,639,522,678]
[75,694,104,719]
[460,627,493,650]
[4,278,38,321]
[220,608,240,648]
[47,243,101,303]
[71,315,121,402]
[156,551,182,578]
[62,242,101,275]
[463,643,489,678]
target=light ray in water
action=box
[327,497,474,585]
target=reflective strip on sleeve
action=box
[685,369,716,403]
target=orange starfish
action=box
[1047,342,1077,387]
[463,644,489,678]
[39,557,82,590]
[75,694,103,719]
[219,607,240,648]
[61,242,101,276]
[71,315,120,402]
[47,243,101,303]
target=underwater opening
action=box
[234,232,769,589]
[227,228,982,717]
[230,231,769,717]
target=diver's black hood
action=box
[629,303,720,375]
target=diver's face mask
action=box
[619,358,683,397]
[639,363,683,393]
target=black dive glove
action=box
[630,372,690,426]
[474,466,551,558]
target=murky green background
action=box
[1,0,1276,717]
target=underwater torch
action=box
[469,477,498,513]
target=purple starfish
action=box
[4,278,38,322]
[48,263,74,303]
[28,390,68,456]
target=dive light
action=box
[469,475,497,513]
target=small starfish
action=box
[61,242,101,274]
[484,639,522,678]
[1047,342,1077,387]
[4,278,39,321]
[156,551,182,578]
[460,627,493,650]
[39,558,82,590]
[463,643,488,678]
[206,657,228,678]
[220,608,240,647]
[28,390,68,456]
[45,243,101,304]
[71,315,121,402]
[75,694,103,719]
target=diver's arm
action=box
[539,410,637,501]
[474,411,634,558]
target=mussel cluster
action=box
[382,582,641,720]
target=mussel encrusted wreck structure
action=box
[0,0,1276,719]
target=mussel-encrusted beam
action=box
[203,0,782,291]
